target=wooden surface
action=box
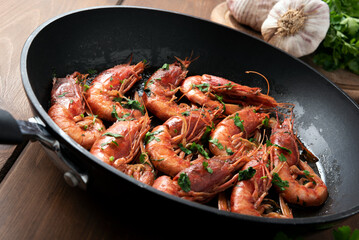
[0,0,358,239]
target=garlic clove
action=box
[226,0,279,32]
[261,0,330,57]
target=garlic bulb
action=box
[261,0,330,57]
[226,0,279,31]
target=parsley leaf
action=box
[238,167,256,181]
[121,97,145,115]
[188,142,210,159]
[333,225,359,240]
[202,161,213,174]
[102,132,124,138]
[272,173,289,191]
[209,137,224,150]
[232,113,244,132]
[313,0,359,74]
[144,130,163,144]
[178,143,192,155]
[161,63,170,70]
[177,173,191,192]
[214,94,226,112]
[192,83,210,92]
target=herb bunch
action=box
[313,0,359,74]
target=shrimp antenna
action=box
[126,53,133,65]
[174,54,199,69]
[245,71,270,96]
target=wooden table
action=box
[0,0,358,239]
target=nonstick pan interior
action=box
[21,6,359,226]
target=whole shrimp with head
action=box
[181,73,278,115]
[228,146,293,218]
[270,117,328,207]
[48,72,106,150]
[153,153,248,203]
[209,106,269,156]
[142,57,194,121]
[90,98,154,185]
[86,60,145,122]
[145,109,214,177]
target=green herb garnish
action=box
[161,63,170,70]
[232,113,244,132]
[313,0,359,74]
[178,143,192,155]
[238,167,256,181]
[209,137,224,150]
[202,161,213,174]
[192,83,210,92]
[188,142,210,159]
[272,172,289,191]
[145,130,163,144]
[214,94,226,112]
[102,132,124,138]
[177,172,191,192]
[57,92,68,98]
[278,153,287,162]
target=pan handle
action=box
[0,109,88,190]
[0,109,24,144]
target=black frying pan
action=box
[2,6,359,234]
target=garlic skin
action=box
[261,0,330,58]
[227,0,279,31]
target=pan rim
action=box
[20,5,359,226]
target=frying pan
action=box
[2,6,359,233]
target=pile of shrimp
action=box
[48,56,328,218]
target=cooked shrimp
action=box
[48,72,106,149]
[90,103,153,181]
[145,109,213,177]
[181,74,278,115]
[116,143,155,186]
[209,107,268,156]
[270,118,328,206]
[230,158,271,217]
[142,58,192,121]
[153,155,248,203]
[86,61,145,121]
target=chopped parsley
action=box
[177,172,191,192]
[232,113,245,132]
[278,153,287,162]
[181,111,190,116]
[200,124,214,142]
[161,63,170,70]
[209,137,224,150]
[102,132,124,138]
[225,147,234,156]
[262,116,269,127]
[214,94,226,112]
[188,142,210,159]
[238,167,256,181]
[192,83,210,92]
[121,97,145,115]
[145,130,163,144]
[202,161,213,174]
[272,172,289,191]
[57,92,68,98]
[178,143,192,155]
[266,140,293,154]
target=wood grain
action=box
[0,0,118,169]
[122,0,224,19]
[0,142,162,240]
